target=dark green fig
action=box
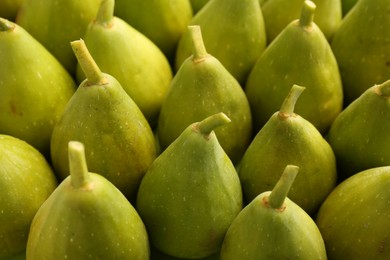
[331,0,390,104]
[175,0,267,85]
[341,0,358,16]
[137,112,243,259]
[114,0,193,62]
[221,165,327,260]
[50,39,157,202]
[0,18,76,157]
[26,141,150,259]
[0,134,57,258]
[261,0,342,43]
[16,0,102,74]
[316,166,390,259]
[190,0,210,13]
[245,0,343,134]
[158,25,252,164]
[327,79,390,180]
[0,0,25,20]
[238,84,337,215]
[76,0,173,127]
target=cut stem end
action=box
[68,141,90,189]
[268,165,299,209]
[195,112,231,136]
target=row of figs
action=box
[0,0,389,259]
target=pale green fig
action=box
[27,141,150,259]
[0,18,76,157]
[158,25,252,164]
[262,0,342,43]
[331,0,390,104]
[221,165,327,259]
[76,0,173,127]
[327,79,390,180]
[175,0,267,85]
[137,112,243,259]
[238,85,337,215]
[0,0,25,20]
[16,0,102,74]
[316,166,390,259]
[114,0,193,62]
[245,0,343,134]
[0,134,57,258]
[50,39,157,202]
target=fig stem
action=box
[0,18,14,31]
[299,0,316,28]
[196,112,231,135]
[279,84,306,117]
[189,25,208,62]
[95,0,115,26]
[268,165,299,209]
[377,79,390,97]
[70,39,107,85]
[68,141,90,189]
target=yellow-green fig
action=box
[262,0,342,43]
[114,0,193,62]
[175,0,267,85]
[27,141,150,259]
[158,25,252,164]
[51,39,157,202]
[221,165,327,260]
[316,166,390,259]
[16,0,102,74]
[137,112,243,259]
[76,0,173,127]
[331,0,390,104]
[245,0,343,134]
[0,18,76,157]
[0,134,57,258]
[238,85,337,215]
[327,79,390,180]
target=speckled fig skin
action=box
[158,25,252,165]
[331,0,390,105]
[245,0,343,134]
[137,113,243,259]
[327,79,390,180]
[238,85,337,215]
[76,0,173,127]
[0,18,76,157]
[0,134,57,258]
[221,165,327,260]
[316,166,390,259]
[50,40,157,202]
[175,0,266,85]
[27,141,150,259]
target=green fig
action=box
[261,0,342,43]
[137,112,243,259]
[0,0,25,21]
[331,0,390,104]
[0,134,57,258]
[316,166,390,259]
[114,0,193,62]
[50,39,157,202]
[175,0,267,85]
[221,165,327,260]
[16,0,102,74]
[238,85,337,215]
[327,79,390,180]
[245,0,343,134]
[0,18,76,157]
[27,141,150,259]
[158,25,252,164]
[76,0,173,127]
